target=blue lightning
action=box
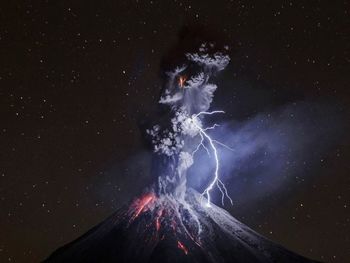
[189,111,233,207]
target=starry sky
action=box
[0,1,349,262]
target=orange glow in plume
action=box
[178,76,187,88]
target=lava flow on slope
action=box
[45,190,320,263]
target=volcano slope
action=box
[44,189,320,263]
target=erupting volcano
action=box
[45,42,320,263]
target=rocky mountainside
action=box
[45,189,320,263]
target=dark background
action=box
[0,1,349,262]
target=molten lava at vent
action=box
[129,193,156,222]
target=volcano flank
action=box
[45,189,319,263]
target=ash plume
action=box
[146,39,232,205]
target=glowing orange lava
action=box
[178,76,187,88]
[129,193,156,222]
[155,217,161,231]
[155,208,163,231]
[177,241,188,255]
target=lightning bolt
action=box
[189,111,233,207]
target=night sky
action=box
[1,1,349,262]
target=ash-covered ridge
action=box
[45,189,319,263]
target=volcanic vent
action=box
[45,42,319,263]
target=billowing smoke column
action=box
[147,42,232,206]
